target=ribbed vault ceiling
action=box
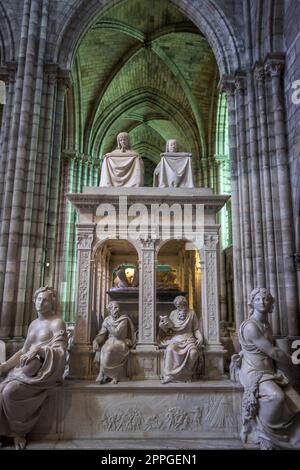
[71,0,219,184]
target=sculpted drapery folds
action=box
[0,287,67,450]
[153,139,195,188]
[93,301,136,384]
[231,288,300,450]
[159,296,203,384]
[99,132,144,187]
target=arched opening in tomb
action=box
[55,0,236,332]
[92,239,139,333]
[156,239,201,321]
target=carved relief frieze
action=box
[98,395,237,433]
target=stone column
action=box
[246,71,265,287]
[131,236,160,379]
[235,76,253,311]
[219,77,244,329]
[68,224,95,378]
[201,233,225,378]
[265,55,299,336]
[254,64,280,335]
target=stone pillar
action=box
[131,236,160,379]
[254,64,280,335]
[235,76,253,311]
[68,224,95,378]
[219,77,244,329]
[201,233,225,378]
[265,55,299,336]
[246,71,265,288]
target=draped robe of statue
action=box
[153,151,194,188]
[238,317,300,449]
[161,309,200,381]
[100,148,144,187]
[94,314,136,381]
[0,330,67,438]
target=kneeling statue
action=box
[0,287,67,449]
[230,287,300,449]
[159,296,203,383]
[93,301,135,384]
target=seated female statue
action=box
[231,287,300,449]
[0,286,67,449]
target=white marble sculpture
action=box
[99,132,144,187]
[230,288,300,450]
[159,295,203,383]
[153,139,194,188]
[0,286,67,449]
[93,301,136,384]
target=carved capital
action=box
[234,74,247,92]
[140,236,156,250]
[57,68,72,90]
[264,54,285,78]
[77,232,94,250]
[204,234,218,250]
[253,64,265,82]
[218,75,235,96]
[44,64,72,89]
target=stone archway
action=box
[52,0,245,336]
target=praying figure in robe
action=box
[93,301,136,384]
[0,287,67,450]
[99,132,144,187]
[159,296,203,384]
[153,139,194,188]
[230,288,300,450]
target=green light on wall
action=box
[215,93,231,248]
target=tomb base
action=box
[29,379,243,448]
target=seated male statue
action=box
[100,132,144,187]
[0,287,67,450]
[230,287,300,449]
[153,139,194,188]
[159,295,203,383]
[93,301,136,384]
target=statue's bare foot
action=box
[161,376,172,384]
[111,378,118,384]
[14,436,26,450]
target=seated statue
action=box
[93,301,135,384]
[99,132,144,187]
[153,139,194,188]
[230,288,300,450]
[0,286,67,450]
[159,295,203,384]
